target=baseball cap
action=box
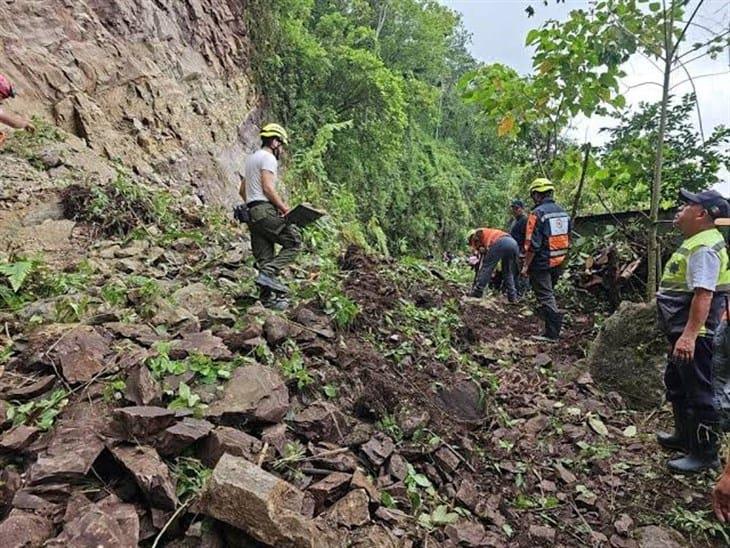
[679,188,730,218]
[511,199,524,208]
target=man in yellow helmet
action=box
[239,123,300,310]
[655,189,730,473]
[521,178,571,341]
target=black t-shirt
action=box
[509,214,528,250]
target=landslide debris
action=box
[0,139,722,546]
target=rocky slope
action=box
[1,0,261,205]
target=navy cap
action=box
[680,188,730,218]
[511,199,524,208]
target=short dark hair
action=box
[261,136,280,148]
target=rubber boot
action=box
[667,411,719,473]
[656,402,686,451]
[531,307,554,342]
[544,310,563,340]
[469,285,484,298]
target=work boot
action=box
[255,272,288,294]
[469,286,484,298]
[667,411,719,473]
[656,402,687,451]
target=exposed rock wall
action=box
[0,0,263,205]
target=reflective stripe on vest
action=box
[658,228,730,336]
[659,229,730,293]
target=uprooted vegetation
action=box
[1,182,728,546]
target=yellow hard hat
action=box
[260,123,289,145]
[529,178,554,193]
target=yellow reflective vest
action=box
[657,228,730,336]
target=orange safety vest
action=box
[524,199,571,269]
[474,228,508,250]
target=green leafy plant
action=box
[323,384,338,399]
[7,389,69,430]
[187,354,232,384]
[404,463,436,511]
[376,414,403,442]
[0,261,35,292]
[279,349,313,389]
[171,457,212,502]
[103,377,127,403]
[168,382,203,413]
[147,342,187,378]
[101,280,128,307]
[666,504,730,544]
[54,295,90,322]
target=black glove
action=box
[233,204,250,224]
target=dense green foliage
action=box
[246,0,520,254]
[597,94,730,210]
[245,0,729,256]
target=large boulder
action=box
[587,300,666,409]
[201,454,341,547]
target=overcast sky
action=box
[440,0,730,150]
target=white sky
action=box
[441,0,730,179]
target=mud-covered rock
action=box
[635,525,685,548]
[263,315,291,346]
[29,413,106,484]
[308,472,351,511]
[436,378,487,422]
[292,401,349,443]
[361,433,395,467]
[3,375,56,400]
[0,467,22,512]
[169,330,232,360]
[587,300,665,409]
[54,325,111,384]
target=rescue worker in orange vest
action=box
[468,228,519,303]
[521,178,571,340]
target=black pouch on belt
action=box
[233,204,251,224]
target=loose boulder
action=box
[199,426,263,467]
[206,364,289,424]
[111,445,178,510]
[112,406,177,439]
[0,509,53,547]
[45,495,139,548]
[201,454,341,547]
[587,300,666,409]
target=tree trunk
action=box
[646,2,676,300]
[570,143,591,220]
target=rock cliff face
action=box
[0,0,262,204]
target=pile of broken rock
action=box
[0,298,487,547]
